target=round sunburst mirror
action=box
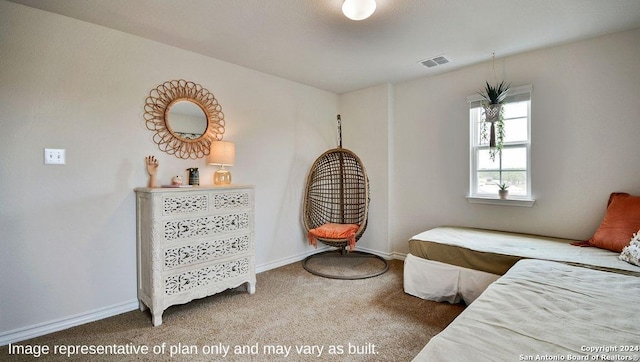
[144,80,225,159]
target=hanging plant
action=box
[478,81,510,161]
[480,105,505,160]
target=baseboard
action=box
[0,299,139,346]
[353,246,407,261]
[255,246,331,273]
[2,248,406,346]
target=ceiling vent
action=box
[420,55,450,68]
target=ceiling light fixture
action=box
[342,0,376,21]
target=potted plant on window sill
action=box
[497,182,509,199]
[479,81,510,161]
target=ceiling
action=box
[8,0,640,94]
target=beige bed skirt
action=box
[408,226,640,275]
[408,237,521,275]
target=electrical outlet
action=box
[44,148,65,165]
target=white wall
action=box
[388,28,640,254]
[339,84,392,255]
[0,1,337,342]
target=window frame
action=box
[466,84,535,207]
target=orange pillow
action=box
[308,223,359,251]
[588,193,640,252]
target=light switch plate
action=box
[44,148,65,165]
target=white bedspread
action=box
[414,259,640,361]
[412,226,640,273]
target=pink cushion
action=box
[308,223,359,251]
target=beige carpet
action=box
[1,259,465,361]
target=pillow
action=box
[308,223,359,251]
[588,192,640,252]
[619,230,640,267]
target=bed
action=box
[403,226,639,303]
[413,259,640,361]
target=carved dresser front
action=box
[134,185,255,326]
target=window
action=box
[467,85,533,205]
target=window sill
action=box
[466,196,535,207]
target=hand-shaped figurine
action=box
[145,155,159,188]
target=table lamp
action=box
[208,141,235,185]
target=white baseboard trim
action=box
[353,245,394,259]
[2,248,406,346]
[353,246,407,261]
[255,246,331,273]
[0,299,139,346]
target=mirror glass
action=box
[167,100,207,140]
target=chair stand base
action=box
[302,249,389,280]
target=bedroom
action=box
[1,0,640,359]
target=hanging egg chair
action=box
[302,115,388,279]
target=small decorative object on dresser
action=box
[145,155,159,188]
[171,175,182,186]
[135,185,255,326]
[187,167,199,186]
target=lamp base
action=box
[213,169,232,185]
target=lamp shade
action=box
[208,141,235,166]
[342,0,376,21]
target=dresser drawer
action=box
[164,234,251,270]
[161,191,251,217]
[164,256,251,296]
[162,211,250,243]
[211,191,251,211]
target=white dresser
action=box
[134,185,255,326]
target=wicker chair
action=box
[302,147,388,279]
[303,147,368,249]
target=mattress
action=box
[409,226,640,275]
[414,259,640,361]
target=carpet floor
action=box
[1,259,465,361]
